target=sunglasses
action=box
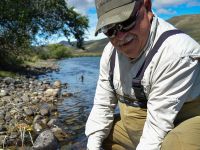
[102,5,141,38]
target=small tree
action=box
[0,0,89,67]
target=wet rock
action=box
[42,81,50,86]
[51,127,70,142]
[49,105,57,112]
[41,118,49,126]
[44,88,60,97]
[53,80,62,88]
[62,92,73,97]
[47,119,59,127]
[32,130,59,150]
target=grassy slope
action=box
[167,14,200,43]
[83,14,200,53]
[84,38,109,52]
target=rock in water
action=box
[32,130,59,150]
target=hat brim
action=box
[95,1,136,36]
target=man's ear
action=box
[144,0,152,12]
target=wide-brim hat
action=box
[95,0,139,36]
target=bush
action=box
[37,44,72,59]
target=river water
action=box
[39,57,100,149]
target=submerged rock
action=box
[32,130,59,150]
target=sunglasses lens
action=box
[104,28,115,38]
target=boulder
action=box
[32,130,59,150]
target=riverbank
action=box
[0,59,76,149]
[0,75,76,149]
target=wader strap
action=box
[109,49,116,93]
[109,30,184,106]
[132,29,184,102]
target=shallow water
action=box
[39,57,100,149]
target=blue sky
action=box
[50,0,200,43]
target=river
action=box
[39,57,100,149]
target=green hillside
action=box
[84,38,109,52]
[168,14,200,43]
[83,14,200,53]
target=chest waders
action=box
[108,30,184,148]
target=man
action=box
[85,0,200,149]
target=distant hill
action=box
[168,14,200,43]
[63,14,200,53]
[84,38,109,52]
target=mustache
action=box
[117,34,137,46]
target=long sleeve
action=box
[85,43,118,150]
[137,56,200,150]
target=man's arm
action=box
[85,43,117,150]
[137,56,200,150]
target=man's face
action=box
[108,3,153,59]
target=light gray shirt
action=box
[85,16,200,150]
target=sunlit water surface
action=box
[39,57,100,149]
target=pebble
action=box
[0,75,73,148]
[24,107,34,116]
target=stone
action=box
[33,115,42,124]
[0,89,8,97]
[32,130,59,150]
[44,88,60,97]
[51,127,70,142]
[62,92,73,97]
[40,108,49,116]
[0,125,7,132]
[4,77,15,85]
[47,119,59,127]
[32,92,38,96]
[21,95,30,102]
[53,80,61,88]
[4,112,11,122]
[33,123,43,132]
[32,98,39,104]
[24,107,34,116]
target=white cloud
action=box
[66,0,95,14]
[153,0,187,8]
[152,0,200,15]
[156,8,176,15]
[187,1,200,7]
